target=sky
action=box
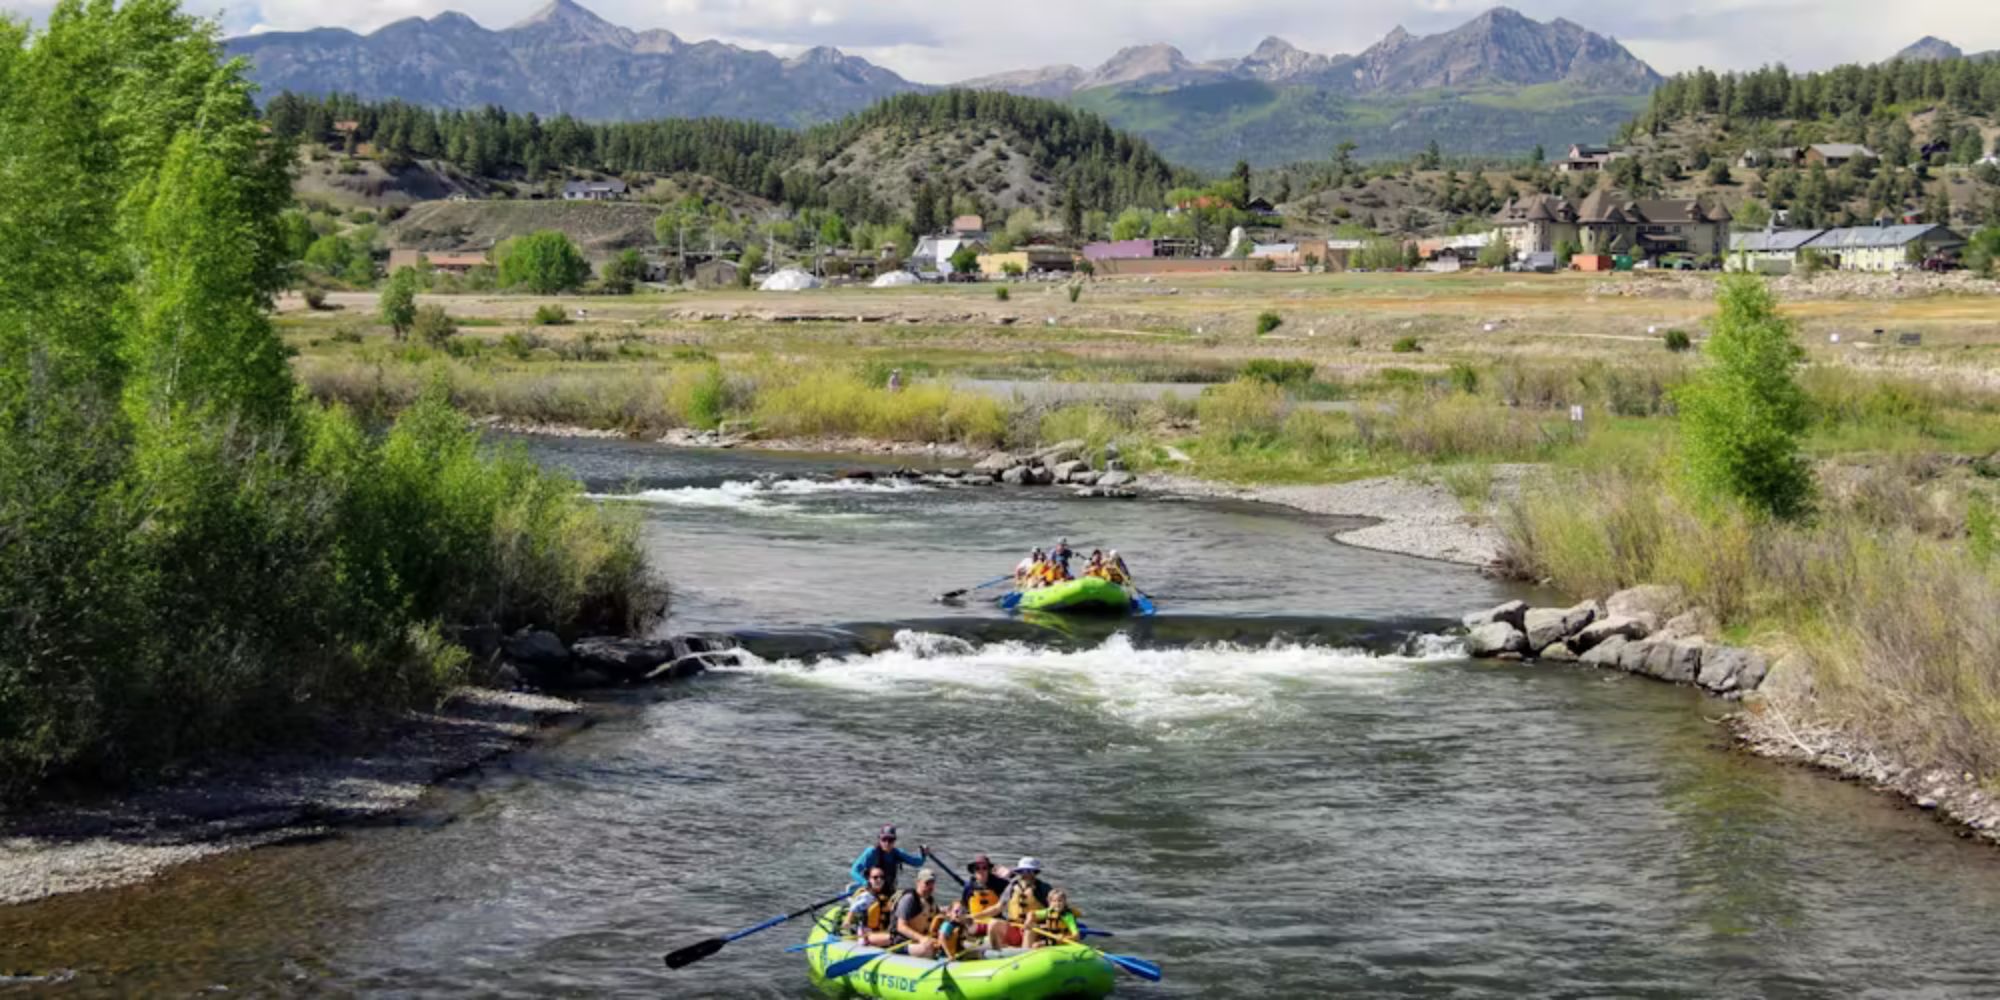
[10,0,2000,83]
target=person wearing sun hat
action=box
[848,823,926,893]
[980,856,1052,950]
[958,853,1012,936]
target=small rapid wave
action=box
[589,477,929,515]
[721,630,1462,737]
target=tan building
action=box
[1494,191,1732,260]
[386,249,490,275]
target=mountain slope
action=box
[226,0,921,127]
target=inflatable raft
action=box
[804,908,1116,1000]
[1003,576,1138,615]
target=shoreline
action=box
[0,688,585,908]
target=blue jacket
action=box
[850,843,926,888]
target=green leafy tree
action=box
[496,230,590,294]
[949,244,981,277]
[1677,275,1813,519]
[412,304,456,347]
[1555,237,1582,266]
[1477,237,1512,269]
[1964,228,2000,277]
[380,266,420,339]
[601,249,646,295]
[737,245,764,287]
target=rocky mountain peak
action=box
[1895,36,1965,61]
[506,0,633,47]
[1085,43,1199,89]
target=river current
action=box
[6,438,2000,998]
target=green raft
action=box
[1005,576,1132,615]
[804,907,1115,999]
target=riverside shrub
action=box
[1677,275,1813,520]
[0,5,658,802]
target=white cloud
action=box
[13,0,2000,81]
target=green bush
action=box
[1198,378,1288,445]
[1677,275,1813,519]
[1240,359,1316,385]
[1392,336,1423,354]
[995,286,1010,302]
[1255,311,1283,335]
[302,287,329,310]
[1663,329,1694,352]
[534,304,571,326]
[496,230,591,294]
[412,304,457,347]
[1067,284,1082,303]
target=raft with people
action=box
[999,541,1155,617]
[661,825,1159,995]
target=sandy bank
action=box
[0,688,582,907]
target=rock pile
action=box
[461,627,742,690]
[971,440,1138,497]
[1460,585,1770,698]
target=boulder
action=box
[1103,458,1127,473]
[974,452,1018,473]
[1606,584,1684,622]
[1538,642,1579,663]
[1032,439,1086,466]
[1097,470,1135,488]
[1626,639,1702,684]
[1735,650,1771,692]
[1028,464,1057,486]
[1524,603,1598,651]
[1659,608,1718,641]
[572,637,675,682]
[1579,635,1629,668]
[1696,646,1761,693]
[1466,622,1530,658]
[1052,459,1090,482]
[502,629,569,670]
[1102,442,1122,464]
[1572,615,1650,652]
[1069,470,1102,487]
[999,466,1030,486]
[1462,600,1529,631]
[452,623,503,664]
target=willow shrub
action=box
[749,367,1008,446]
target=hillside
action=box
[384,200,666,256]
[275,90,1185,229]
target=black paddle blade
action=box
[663,937,725,970]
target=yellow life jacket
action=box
[897,892,938,940]
[1030,906,1080,944]
[850,888,901,934]
[1003,880,1045,925]
[934,916,968,956]
[964,884,1002,917]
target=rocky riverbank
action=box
[0,630,742,907]
[1456,584,2000,848]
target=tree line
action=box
[1631,57,2000,150]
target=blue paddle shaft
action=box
[725,890,848,943]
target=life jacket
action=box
[1003,880,1046,925]
[895,891,939,941]
[1030,906,1080,945]
[963,882,1002,917]
[850,888,902,934]
[935,917,968,956]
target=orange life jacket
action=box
[1030,906,1080,945]
[849,888,901,934]
[964,884,1002,917]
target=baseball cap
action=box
[878,824,897,839]
[916,868,938,884]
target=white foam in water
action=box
[590,477,929,515]
[725,631,1457,737]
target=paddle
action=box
[663,889,850,970]
[1132,591,1157,616]
[1016,921,1162,982]
[822,940,914,979]
[938,575,1011,603]
[920,848,971,889]
[999,591,1024,611]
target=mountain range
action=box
[226,1,1661,167]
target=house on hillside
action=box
[1804,224,1963,271]
[950,215,986,237]
[1493,191,1732,261]
[1738,147,1803,169]
[386,249,490,275]
[1245,197,1279,218]
[1804,144,1879,169]
[1557,144,1629,173]
[562,178,628,201]
[692,259,741,288]
[1725,229,1826,274]
[913,235,987,276]
[1416,233,1494,262]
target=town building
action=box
[1556,144,1629,173]
[562,178,628,201]
[386,249,490,275]
[1803,224,1963,271]
[1803,144,1879,169]
[1725,229,1826,274]
[1493,191,1732,261]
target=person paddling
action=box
[849,824,926,893]
[1026,887,1083,949]
[1049,539,1075,578]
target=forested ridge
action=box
[263,89,1190,223]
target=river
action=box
[5,438,2000,998]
